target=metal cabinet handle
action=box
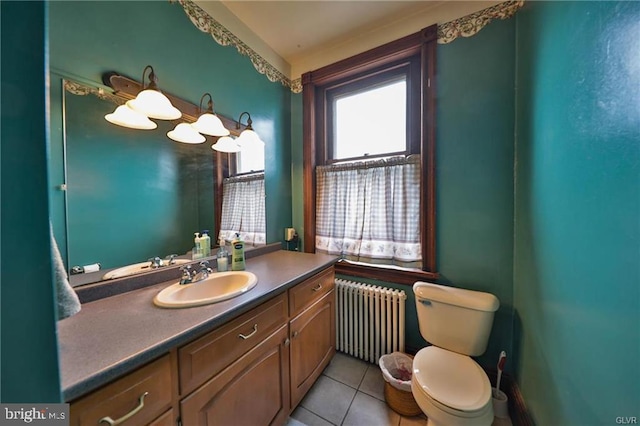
[284,338,291,347]
[312,283,322,292]
[292,331,299,338]
[238,324,258,340]
[99,392,149,426]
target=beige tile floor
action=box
[286,352,426,426]
[286,352,514,426]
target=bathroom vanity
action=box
[58,250,337,426]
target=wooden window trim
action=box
[302,25,438,282]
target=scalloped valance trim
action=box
[175,0,524,93]
[437,1,524,44]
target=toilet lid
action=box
[413,346,492,412]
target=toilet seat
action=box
[413,346,492,414]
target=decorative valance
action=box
[175,0,524,94]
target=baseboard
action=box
[485,369,534,426]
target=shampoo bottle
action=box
[231,233,246,271]
[201,230,211,257]
[216,238,229,272]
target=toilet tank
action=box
[413,282,499,356]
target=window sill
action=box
[334,260,439,286]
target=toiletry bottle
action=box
[201,230,211,257]
[216,238,229,272]
[193,232,202,259]
[231,233,246,271]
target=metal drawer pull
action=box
[99,392,149,426]
[238,324,258,340]
[312,283,322,292]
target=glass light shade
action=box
[236,129,265,147]
[126,89,182,120]
[191,113,230,137]
[211,136,241,153]
[105,105,157,130]
[167,123,206,144]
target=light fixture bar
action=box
[103,71,245,137]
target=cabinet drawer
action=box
[288,267,334,317]
[179,292,288,395]
[70,355,172,426]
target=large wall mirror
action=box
[59,79,266,287]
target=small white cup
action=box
[492,389,509,418]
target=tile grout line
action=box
[338,387,359,426]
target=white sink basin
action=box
[102,259,191,280]
[153,271,258,308]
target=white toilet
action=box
[411,282,499,426]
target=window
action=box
[302,26,438,284]
[331,77,407,161]
[236,144,265,175]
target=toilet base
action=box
[412,380,494,426]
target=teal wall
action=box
[514,2,640,424]
[435,18,516,369]
[1,1,61,402]
[49,1,292,269]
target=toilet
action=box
[411,282,499,426]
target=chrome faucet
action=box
[164,254,178,265]
[148,256,164,269]
[179,265,194,284]
[193,261,213,282]
[179,261,212,285]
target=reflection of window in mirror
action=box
[236,142,265,174]
[218,142,266,246]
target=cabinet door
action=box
[180,325,290,426]
[289,289,335,409]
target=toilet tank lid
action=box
[413,282,499,312]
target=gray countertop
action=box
[57,250,338,402]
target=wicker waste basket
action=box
[379,352,422,417]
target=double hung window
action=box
[302,26,438,282]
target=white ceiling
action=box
[195,1,503,80]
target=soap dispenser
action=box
[193,232,202,259]
[216,238,229,272]
[231,233,246,271]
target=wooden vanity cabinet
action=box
[70,266,336,426]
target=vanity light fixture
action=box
[126,65,182,120]
[104,104,157,130]
[190,93,230,137]
[235,112,265,147]
[167,123,206,144]
[211,135,241,153]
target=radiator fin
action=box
[335,279,407,363]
